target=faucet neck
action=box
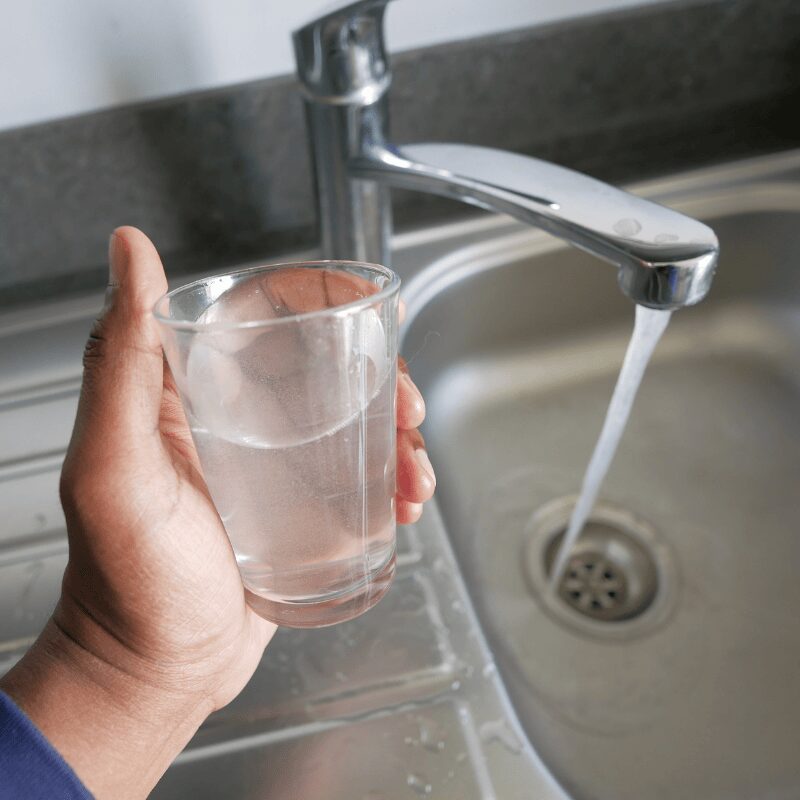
[293,0,394,264]
[293,0,393,106]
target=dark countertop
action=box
[1,0,798,308]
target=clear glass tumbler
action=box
[154,261,400,627]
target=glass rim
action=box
[152,259,400,333]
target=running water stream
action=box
[549,305,673,590]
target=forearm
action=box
[0,616,211,800]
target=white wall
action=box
[0,0,668,132]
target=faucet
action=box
[293,0,719,309]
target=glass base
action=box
[244,554,396,628]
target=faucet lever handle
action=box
[293,0,394,104]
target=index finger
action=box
[260,268,379,315]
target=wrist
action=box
[0,612,211,799]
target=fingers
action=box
[396,357,425,430]
[158,357,201,472]
[259,267,378,314]
[396,427,436,505]
[397,499,423,525]
[395,356,434,523]
[397,372,426,430]
[71,227,168,452]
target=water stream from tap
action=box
[549,305,673,590]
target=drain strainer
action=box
[524,497,678,638]
[544,524,657,621]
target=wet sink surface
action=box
[402,154,800,799]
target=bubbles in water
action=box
[549,305,672,587]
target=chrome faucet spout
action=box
[293,0,719,310]
[353,143,718,309]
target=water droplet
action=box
[455,751,467,763]
[482,662,497,678]
[479,719,523,755]
[418,718,446,753]
[450,680,461,691]
[450,599,463,612]
[654,232,679,244]
[613,218,642,237]
[406,773,432,796]
[335,671,347,683]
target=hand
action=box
[0,227,435,799]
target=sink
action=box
[401,152,800,800]
[2,152,800,799]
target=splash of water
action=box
[549,305,672,590]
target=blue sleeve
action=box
[0,690,93,800]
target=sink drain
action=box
[544,524,658,622]
[524,497,677,638]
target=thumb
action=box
[71,227,168,453]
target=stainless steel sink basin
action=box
[401,152,800,800]
[3,152,799,799]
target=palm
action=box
[61,322,275,713]
[153,366,277,702]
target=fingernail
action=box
[415,448,436,487]
[108,229,124,288]
[401,372,425,409]
[407,502,423,520]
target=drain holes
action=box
[543,526,657,622]
[525,499,667,626]
[523,497,677,637]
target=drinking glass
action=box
[154,261,400,627]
